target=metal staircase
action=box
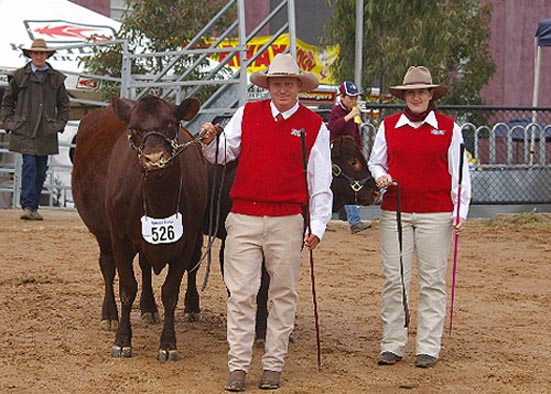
[119,0,299,131]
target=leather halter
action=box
[331,162,373,204]
[128,124,203,170]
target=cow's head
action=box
[111,94,201,171]
[331,136,379,211]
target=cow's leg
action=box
[139,254,160,325]
[158,255,187,362]
[183,235,202,322]
[255,260,269,347]
[98,244,118,332]
[111,243,137,358]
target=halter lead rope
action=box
[393,180,410,328]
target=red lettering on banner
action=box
[254,49,271,67]
[296,48,316,72]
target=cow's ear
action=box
[111,94,134,123]
[176,98,201,121]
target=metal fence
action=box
[1,105,551,209]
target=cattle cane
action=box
[299,129,322,371]
[393,180,410,328]
[449,143,466,334]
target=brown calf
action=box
[72,95,207,361]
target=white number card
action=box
[141,213,183,244]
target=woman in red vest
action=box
[368,66,471,368]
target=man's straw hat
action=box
[250,53,319,92]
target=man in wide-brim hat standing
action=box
[1,38,70,220]
[201,53,333,391]
[368,66,471,368]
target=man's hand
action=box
[304,233,320,250]
[200,122,221,145]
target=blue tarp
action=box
[536,18,551,47]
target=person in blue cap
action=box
[327,80,373,233]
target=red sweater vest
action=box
[381,112,454,213]
[230,99,322,216]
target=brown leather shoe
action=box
[20,208,34,220]
[259,370,281,390]
[31,210,44,221]
[415,354,437,368]
[225,370,246,392]
[377,351,402,365]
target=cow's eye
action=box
[133,128,142,137]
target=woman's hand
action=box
[376,174,393,189]
[453,217,466,235]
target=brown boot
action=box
[225,370,246,392]
[415,354,437,368]
[20,208,33,220]
[259,370,281,390]
[377,351,402,365]
[31,210,44,221]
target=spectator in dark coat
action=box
[1,39,70,220]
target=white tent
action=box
[0,0,121,98]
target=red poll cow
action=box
[72,95,207,361]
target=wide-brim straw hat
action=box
[389,66,447,100]
[250,53,319,92]
[22,38,56,58]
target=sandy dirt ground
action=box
[0,209,550,394]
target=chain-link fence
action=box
[1,105,551,209]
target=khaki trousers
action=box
[224,212,303,373]
[379,210,453,358]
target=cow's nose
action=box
[143,151,166,169]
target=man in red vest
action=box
[201,53,332,391]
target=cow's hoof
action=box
[158,349,180,362]
[141,312,161,325]
[183,312,201,322]
[111,345,132,358]
[100,319,119,332]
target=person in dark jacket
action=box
[327,81,372,233]
[1,39,70,220]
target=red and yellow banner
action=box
[207,33,338,84]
